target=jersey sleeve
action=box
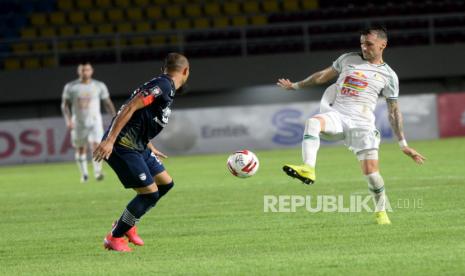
[383,71,399,99]
[139,78,171,107]
[99,81,110,99]
[332,52,352,73]
[62,83,71,100]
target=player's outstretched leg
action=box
[283,117,322,185]
[75,152,89,183]
[366,172,391,225]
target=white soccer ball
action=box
[226,150,259,178]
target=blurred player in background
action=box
[93,53,190,252]
[61,62,116,183]
[277,27,426,225]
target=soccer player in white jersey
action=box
[61,62,116,183]
[277,27,426,225]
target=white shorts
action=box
[71,123,104,148]
[317,111,380,155]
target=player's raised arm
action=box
[277,66,338,90]
[386,98,426,164]
[93,95,145,161]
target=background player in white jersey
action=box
[61,62,116,183]
[277,26,426,225]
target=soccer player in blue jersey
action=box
[93,53,190,252]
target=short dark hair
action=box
[79,61,92,66]
[361,26,388,41]
[162,52,189,72]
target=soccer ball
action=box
[226,150,259,178]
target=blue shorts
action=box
[106,145,165,189]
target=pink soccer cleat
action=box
[112,221,144,246]
[103,233,132,252]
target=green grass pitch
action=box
[1,138,464,275]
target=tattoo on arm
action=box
[386,98,405,141]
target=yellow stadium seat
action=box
[232,16,247,27]
[76,0,93,9]
[146,7,162,19]
[204,3,220,16]
[223,2,240,15]
[24,57,40,69]
[155,20,171,31]
[21,28,36,39]
[243,2,260,13]
[107,9,124,22]
[57,0,73,11]
[88,10,105,24]
[153,0,168,4]
[69,12,86,24]
[262,0,279,13]
[59,26,75,37]
[115,0,131,8]
[30,13,47,26]
[283,0,299,12]
[175,19,190,29]
[42,56,57,67]
[130,36,146,47]
[57,41,68,51]
[79,25,94,36]
[4,58,21,70]
[12,43,29,54]
[185,4,202,17]
[97,24,114,34]
[168,35,178,44]
[49,12,66,25]
[213,17,229,28]
[71,40,88,50]
[116,23,132,33]
[165,5,182,18]
[127,8,143,21]
[250,15,267,25]
[149,35,166,45]
[302,0,319,10]
[95,0,112,8]
[90,38,108,49]
[40,27,56,38]
[135,22,152,33]
[134,0,150,6]
[32,42,49,52]
[193,18,209,29]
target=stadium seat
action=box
[69,12,86,25]
[262,0,279,13]
[32,42,49,52]
[153,0,169,4]
[204,3,221,16]
[88,10,105,24]
[134,0,150,6]
[107,9,124,23]
[224,2,240,15]
[129,36,147,47]
[4,58,21,70]
[57,0,73,11]
[232,16,247,27]
[127,8,143,21]
[135,22,152,33]
[40,27,56,38]
[30,13,47,26]
[165,5,183,18]
[283,0,300,12]
[250,15,267,26]
[91,38,110,49]
[149,35,166,45]
[243,2,260,14]
[42,56,57,67]
[59,26,75,37]
[116,23,133,33]
[302,0,319,10]
[175,19,191,30]
[49,12,66,25]
[97,24,114,34]
[12,43,29,54]
[57,41,68,51]
[115,0,131,8]
[146,7,162,20]
[23,57,40,69]
[20,28,36,39]
[79,25,94,36]
[76,0,93,10]
[193,18,210,29]
[95,0,112,9]
[155,20,172,31]
[213,17,229,28]
[71,39,88,50]
[185,4,202,17]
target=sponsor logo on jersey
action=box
[139,173,147,181]
[342,76,368,91]
[149,86,162,96]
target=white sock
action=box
[302,118,321,168]
[365,171,386,212]
[93,160,102,177]
[75,153,88,177]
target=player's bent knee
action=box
[135,182,159,194]
[158,181,174,198]
[305,118,322,136]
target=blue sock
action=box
[112,191,160,237]
[158,182,174,199]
